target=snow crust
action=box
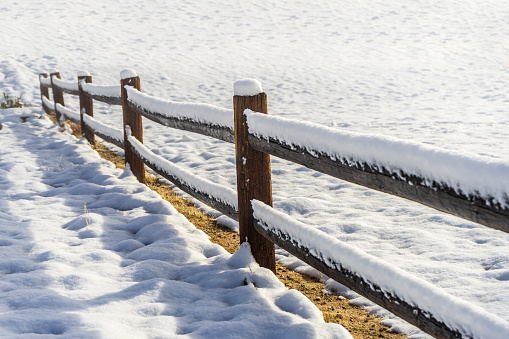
[233,79,263,96]
[82,113,124,143]
[252,200,509,339]
[0,108,348,338]
[127,132,238,209]
[56,104,80,122]
[52,77,79,92]
[81,83,121,98]
[126,87,234,129]
[246,111,509,207]
[39,76,52,87]
[77,70,91,77]
[41,95,54,109]
[120,68,138,80]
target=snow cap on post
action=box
[49,69,59,75]
[120,69,138,80]
[77,70,91,77]
[234,79,263,96]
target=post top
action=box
[234,79,263,96]
[77,70,91,77]
[120,69,138,80]
[49,69,59,75]
[39,71,48,76]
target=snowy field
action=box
[1,0,509,337]
[0,108,348,338]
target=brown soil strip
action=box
[61,119,406,338]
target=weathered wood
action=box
[248,135,509,234]
[81,120,124,149]
[234,92,275,272]
[128,143,239,220]
[127,101,235,143]
[81,92,122,106]
[50,72,65,125]
[52,81,80,96]
[253,220,462,339]
[121,75,145,183]
[41,97,55,116]
[39,73,50,100]
[78,75,95,146]
[55,105,81,125]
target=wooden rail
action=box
[248,135,509,233]
[38,70,508,339]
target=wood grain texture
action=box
[78,75,95,146]
[253,220,462,339]
[50,72,65,125]
[128,101,235,143]
[121,76,145,183]
[234,93,275,272]
[39,73,50,101]
[248,135,509,233]
[52,82,80,96]
[81,92,122,106]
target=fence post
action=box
[50,70,65,125]
[39,72,49,99]
[77,71,95,146]
[39,72,51,115]
[120,69,145,183]
[233,79,275,273]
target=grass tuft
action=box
[0,93,31,109]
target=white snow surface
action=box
[126,87,234,129]
[127,132,238,209]
[81,83,121,98]
[0,108,347,338]
[120,68,138,80]
[2,0,509,336]
[77,70,91,77]
[39,76,52,87]
[82,113,124,143]
[41,96,54,111]
[52,77,79,92]
[56,104,80,123]
[252,200,509,339]
[245,110,509,206]
[234,79,263,96]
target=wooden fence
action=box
[39,69,509,339]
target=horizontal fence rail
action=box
[38,70,509,339]
[128,101,235,143]
[127,134,238,220]
[248,134,509,233]
[81,83,122,105]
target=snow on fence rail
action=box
[38,70,509,339]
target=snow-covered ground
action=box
[0,108,348,338]
[1,0,509,337]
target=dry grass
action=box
[60,117,405,338]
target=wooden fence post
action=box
[50,71,65,125]
[121,69,145,183]
[39,72,51,115]
[39,72,49,99]
[78,71,95,146]
[233,79,275,273]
